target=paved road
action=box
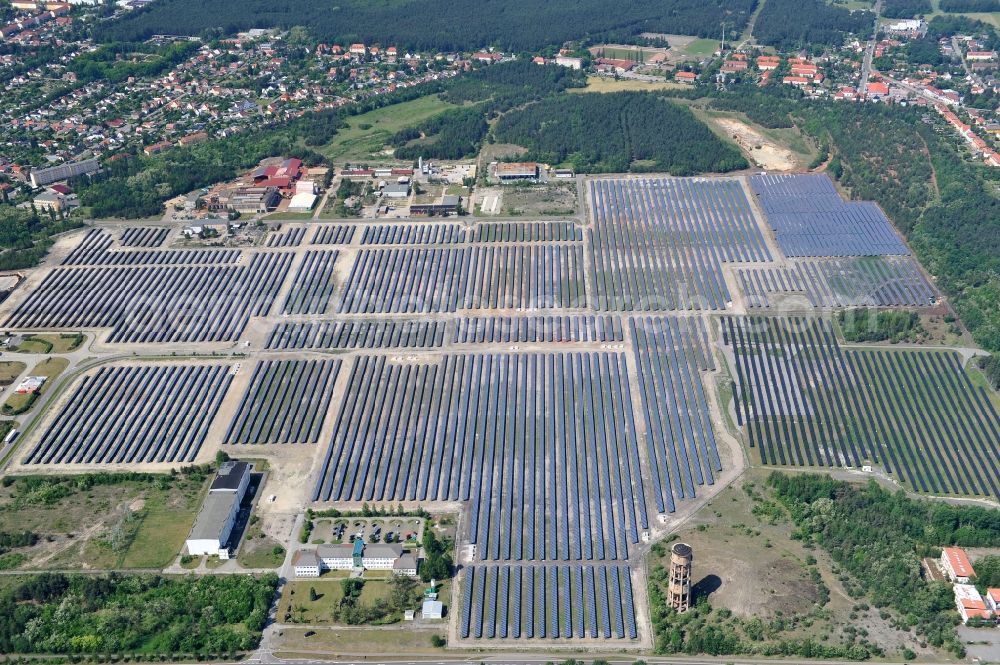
[245,655,971,665]
[859,0,883,91]
[951,36,982,87]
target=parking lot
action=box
[313,516,425,546]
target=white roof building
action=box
[287,192,317,212]
[185,461,251,558]
[422,599,444,619]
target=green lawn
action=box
[0,361,26,386]
[15,333,83,354]
[320,95,455,163]
[682,38,719,57]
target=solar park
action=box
[1,172,996,647]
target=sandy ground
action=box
[715,118,798,171]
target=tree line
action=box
[940,0,1000,11]
[96,0,758,52]
[882,0,933,18]
[491,91,748,175]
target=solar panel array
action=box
[314,352,649,561]
[63,229,240,266]
[453,315,624,344]
[750,174,909,257]
[266,226,306,248]
[472,222,583,243]
[337,246,586,313]
[120,227,169,248]
[588,177,770,311]
[224,359,341,444]
[461,565,637,640]
[26,363,232,465]
[361,224,467,245]
[724,316,1000,500]
[282,250,339,315]
[266,320,447,350]
[631,317,720,514]
[6,253,292,343]
[310,225,356,245]
[738,257,938,309]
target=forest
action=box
[881,0,933,17]
[754,0,873,48]
[769,473,1000,657]
[491,92,748,175]
[0,573,278,655]
[939,0,1000,10]
[393,60,586,160]
[96,0,757,51]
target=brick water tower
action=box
[667,542,693,612]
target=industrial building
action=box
[29,158,99,187]
[667,542,693,612]
[185,460,252,558]
[208,186,281,214]
[410,195,461,217]
[287,192,317,213]
[381,182,411,199]
[941,546,976,583]
[293,541,418,577]
[496,162,540,183]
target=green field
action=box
[278,578,450,625]
[682,38,719,57]
[320,95,455,163]
[0,472,210,570]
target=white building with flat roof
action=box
[287,192,317,212]
[185,461,251,558]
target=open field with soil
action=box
[0,471,210,570]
